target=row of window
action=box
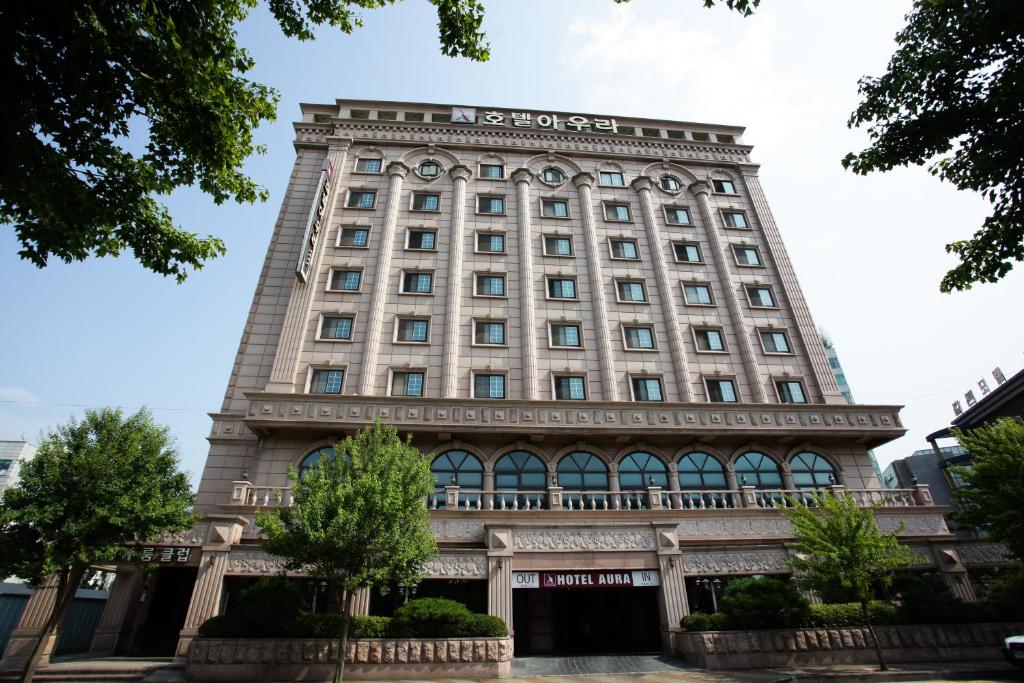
[318,314,794,356]
[355,158,740,196]
[307,365,808,404]
[326,267,779,308]
[344,189,750,229]
[338,225,764,268]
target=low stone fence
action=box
[186,637,513,681]
[672,622,1023,669]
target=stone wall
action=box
[672,623,1022,669]
[186,636,513,681]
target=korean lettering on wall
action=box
[140,547,192,563]
[475,110,619,134]
[295,159,335,282]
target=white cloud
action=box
[0,387,40,404]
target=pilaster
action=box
[690,181,765,403]
[486,527,514,633]
[358,161,410,395]
[442,165,472,397]
[573,172,618,401]
[0,576,59,669]
[349,588,371,617]
[738,169,843,403]
[89,564,144,656]
[633,177,692,401]
[655,526,687,650]
[512,169,539,400]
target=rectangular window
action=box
[474,374,506,399]
[311,369,344,394]
[665,207,692,226]
[337,227,369,247]
[747,286,777,308]
[477,196,505,214]
[722,210,749,229]
[599,171,625,187]
[541,199,569,218]
[707,379,738,403]
[377,110,397,120]
[543,235,574,256]
[431,112,451,123]
[760,330,791,354]
[396,318,430,343]
[610,239,639,260]
[829,357,841,370]
[734,245,762,266]
[355,158,382,173]
[550,323,582,348]
[475,274,506,297]
[776,381,807,404]
[329,269,362,291]
[407,229,436,250]
[616,280,647,302]
[713,179,738,194]
[673,242,702,263]
[474,320,507,345]
[391,371,425,397]
[694,327,726,352]
[623,325,656,350]
[405,112,424,122]
[0,459,11,475]
[554,376,587,400]
[477,232,505,253]
[320,315,353,340]
[631,377,664,402]
[604,203,631,221]
[346,190,376,209]
[547,278,577,299]
[412,193,440,211]
[401,272,433,294]
[683,283,714,305]
[691,131,711,141]
[480,163,504,179]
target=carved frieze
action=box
[957,542,1013,566]
[157,521,209,546]
[682,549,789,575]
[421,555,487,578]
[676,516,791,539]
[875,513,949,535]
[226,550,302,576]
[513,528,656,551]
[430,520,486,542]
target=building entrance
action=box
[133,567,197,656]
[513,586,661,655]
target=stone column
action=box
[1,576,60,669]
[573,172,618,400]
[486,528,514,633]
[483,464,495,510]
[737,168,843,403]
[632,177,692,401]
[690,181,765,403]
[266,140,350,392]
[781,463,795,491]
[655,527,687,651]
[512,169,539,400]
[89,564,144,656]
[176,550,228,657]
[358,161,411,395]
[442,165,472,397]
[349,588,371,617]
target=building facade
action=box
[821,339,883,482]
[0,440,36,494]
[2,101,997,667]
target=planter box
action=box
[672,622,1024,669]
[186,637,513,681]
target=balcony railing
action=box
[231,481,931,511]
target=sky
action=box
[1,0,1021,487]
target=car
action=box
[1003,634,1024,669]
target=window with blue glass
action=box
[610,239,639,260]
[790,452,835,489]
[473,373,506,399]
[694,328,726,352]
[746,286,776,308]
[298,446,336,476]
[554,375,587,400]
[396,318,429,343]
[355,158,382,173]
[604,203,631,221]
[338,227,369,247]
[665,206,692,225]
[550,323,581,348]
[391,371,424,397]
[402,271,434,294]
[542,199,570,218]
[734,452,782,489]
[412,193,440,211]
[310,369,344,394]
[631,377,664,402]
[407,229,436,250]
[544,235,573,256]
[674,242,702,263]
[547,277,577,299]
[706,378,738,402]
[616,280,647,302]
[418,160,442,177]
[474,321,506,345]
[599,171,625,187]
[684,283,714,305]
[760,330,791,354]
[557,452,608,490]
[346,190,376,209]
[475,274,506,297]
[678,452,728,490]
[320,315,353,340]
[623,325,656,350]
[477,196,505,214]
[776,380,807,404]
[660,175,682,191]
[431,450,483,508]
[477,232,505,253]
[330,269,362,291]
[494,451,546,490]
[479,163,504,179]
[722,210,749,228]
[619,452,668,489]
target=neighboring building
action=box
[821,338,883,483]
[1,101,985,666]
[881,445,968,509]
[0,440,37,493]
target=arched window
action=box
[660,174,682,191]
[678,452,727,490]
[494,451,547,490]
[790,452,836,489]
[556,452,609,490]
[618,452,668,489]
[429,450,483,510]
[298,447,336,476]
[734,452,782,489]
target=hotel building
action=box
[4,100,1006,666]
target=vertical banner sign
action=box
[295,159,335,282]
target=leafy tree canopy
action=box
[950,417,1024,560]
[1,0,755,282]
[843,0,1024,292]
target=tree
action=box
[257,421,437,683]
[1,0,756,282]
[843,0,1024,292]
[784,493,912,671]
[950,417,1024,560]
[0,408,194,683]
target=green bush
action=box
[235,577,306,637]
[197,614,244,638]
[680,612,730,631]
[350,615,393,638]
[390,598,507,638]
[461,613,508,637]
[806,601,898,628]
[719,577,810,630]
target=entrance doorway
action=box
[513,586,660,655]
[133,567,197,656]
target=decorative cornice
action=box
[513,528,656,551]
[421,554,487,578]
[682,549,789,575]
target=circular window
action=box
[660,174,682,192]
[541,167,566,185]
[418,160,443,178]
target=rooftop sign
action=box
[451,106,620,134]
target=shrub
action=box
[390,597,475,638]
[197,614,244,638]
[349,615,393,639]
[235,577,306,637]
[805,601,898,628]
[719,577,810,630]
[461,613,508,637]
[680,612,712,631]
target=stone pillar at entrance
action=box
[654,526,687,650]
[486,528,514,633]
[90,564,144,656]
[0,575,60,670]
[349,587,371,616]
